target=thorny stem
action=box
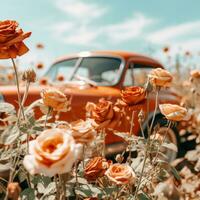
[134,89,159,199]
[11,58,25,121]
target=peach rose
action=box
[86,99,122,129]
[190,69,200,79]
[159,104,190,121]
[23,128,81,177]
[71,119,96,144]
[105,163,136,185]
[148,68,173,87]
[84,157,111,181]
[121,86,146,106]
[0,20,31,59]
[41,88,70,112]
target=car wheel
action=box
[144,116,181,162]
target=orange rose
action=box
[0,20,31,59]
[105,163,136,185]
[149,68,173,87]
[190,69,200,79]
[84,157,111,181]
[86,99,122,129]
[71,119,96,144]
[121,86,146,106]
[23,128,81,176]
[41,88,70,112]
[159,104,190,121]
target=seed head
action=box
[22,69,36,83]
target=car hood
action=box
[0,83,121,99]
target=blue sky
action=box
[1,0,200,70]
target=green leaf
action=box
[32,175,51,188]
[104,186,118,195]
[21,188,35,200]
[0,102,15,115]
[170,166,181,181]
[38,182,56,194]
[75,184,103,198]
[138,192,151,200]
[0,125,19,145]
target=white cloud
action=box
[148,21,200,44]
[51,12,155,47]
[55,0,107,22]
[105,13,154,43]
[51,22,76,36]
[63,26,101,46]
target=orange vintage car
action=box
[0,51,181,160]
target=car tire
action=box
[143,115,181,162]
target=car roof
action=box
[53,50,164,68]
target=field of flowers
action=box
[0,20,200,200]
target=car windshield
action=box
[45,57,123,86]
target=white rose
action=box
[23,128,81,177]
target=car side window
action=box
[123,63,134,86]
[123,63,153,87]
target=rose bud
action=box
[22,69,36,83]
[7,182,21,200]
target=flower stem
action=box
[11,58,25,121]
[128,111,134,164]
[44,107,51,128]
[149,89,159,135]
[134,89,159,199]
[153,121,172,164]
